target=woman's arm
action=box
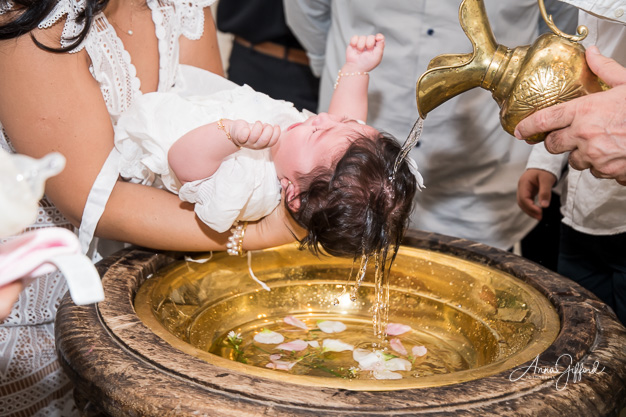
[0,22,294,253]
[327,34,384,122]
[179,6,224,75]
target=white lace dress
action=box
[0,1,215,416]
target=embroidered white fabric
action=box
[0,1,215,415]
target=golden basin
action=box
[134,243,559,390]
[56,230,626,416]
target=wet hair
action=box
[287,132,417,261]
[0,0,109,52]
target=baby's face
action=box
[271,113,380,209]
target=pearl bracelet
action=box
[334,70,369,89]
[226,221,247,256]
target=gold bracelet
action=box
[334,70,369,89]
[217,118,240,148]
[226,221,247,256]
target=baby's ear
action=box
[286,189,301,211]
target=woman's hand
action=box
[229,120,281,150]
[344,33,385,73]
[517,169,557,220]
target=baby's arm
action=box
[327,34,384,122]
[168,119,281,183]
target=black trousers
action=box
[521,192,562,272]
[227,42,320,113]
[558,223,626,325]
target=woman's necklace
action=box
[110,0,135,36]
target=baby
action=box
[115,34,422,258]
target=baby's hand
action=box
[229,120,281,149]
[345,34,385,73]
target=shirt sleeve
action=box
[283,0,332,77]
[525,142,569,180]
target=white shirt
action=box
[527,4,626,235]
[285,0,578,249]
[558,0,626,23]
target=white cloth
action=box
[0,1,215,415]
[114,72,308,233]
[527,5,626,236]
[285,0,577,250]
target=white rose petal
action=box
[412,345,428,357]
[373,370,403,380]
[385,358,412,372]
[254,329,285,344]
[322,339,354,352]
[317,320,347,333]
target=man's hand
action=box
[514,46,626,186]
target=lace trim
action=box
[176,0,216,40]
[0,1,13,14]
[38,0,88,51]
[86,16,142,116]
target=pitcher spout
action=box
[415,0,605,142]
[416,0,497,119]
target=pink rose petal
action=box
[266,360,296,371]
[276,339,309,351]
[385,323,412,336]
[389,338,408,356]
[412,345,427,357]
[284,315,308,330]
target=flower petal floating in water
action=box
[412,345,428,357]
[317,320,347,333]
[386,323,412,336]
[269,353,282,361]
[276,339,309,351]
[390,338,408,356]
[266,360,297,371]
[284,315,308,330]
[322,339,354,352]
[373,370,403,380]
[253,329,284,344]
[384,357,412,372]
[307,340,320,349]
[353,348,412,380]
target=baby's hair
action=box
[287,133,417,260]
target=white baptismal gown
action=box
[114,70,308,233]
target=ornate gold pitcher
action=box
[416,0,605,143]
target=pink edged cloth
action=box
[0,228,104,305]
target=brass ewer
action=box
[416,0,605,143]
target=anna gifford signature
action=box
[509,354,605,391]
